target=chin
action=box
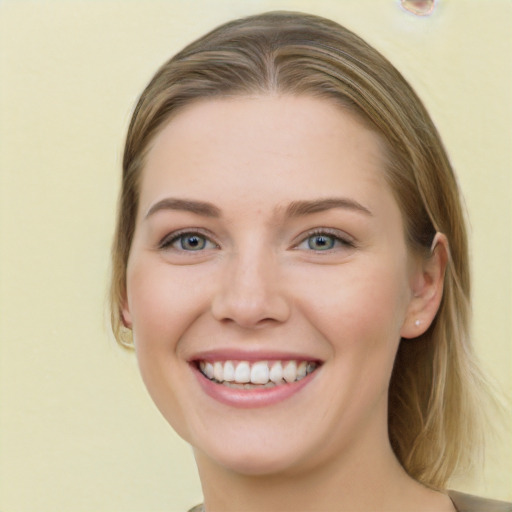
[194,437,310,477]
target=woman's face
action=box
[123,95,422,476]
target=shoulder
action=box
[187,495,512,512]
[448,490,512,512]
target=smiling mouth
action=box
[196,359,319,389]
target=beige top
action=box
[187,491,512,512]
[447,490,512,512]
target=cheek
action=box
[126,260,212,348]
[292,259,411,409]
[126,261,215,440]
[296,261,410,348]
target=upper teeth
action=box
[199,360,317,385]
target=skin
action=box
[122,95,452,511]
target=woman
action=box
[110,11,511,512]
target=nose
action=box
[211,246,291,329]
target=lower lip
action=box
[192,365,318,409]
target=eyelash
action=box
[294,228,356,252]
[158,228,355,253]
[158,229,218,252]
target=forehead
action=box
[139,95,394,218]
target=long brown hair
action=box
[111,11,485,488]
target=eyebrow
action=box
[145,198,221,219]
[144,196,372,220]
[285,198,373,217]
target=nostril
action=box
[211,291,291,328]
[216,315,285,330]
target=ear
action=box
[121,296,133,329]
[400,233,449,339]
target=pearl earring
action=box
[414,319,421,327]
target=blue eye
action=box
[296,230,354,252]
[178,234,207,251]
[161,232,216,251]
[307,234,337,251]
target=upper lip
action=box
[188,349,323,363]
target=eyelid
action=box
[158,228,219,250]
[157,227,355,252]
[293,228,356,250]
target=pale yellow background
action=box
[0,1,510,510]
